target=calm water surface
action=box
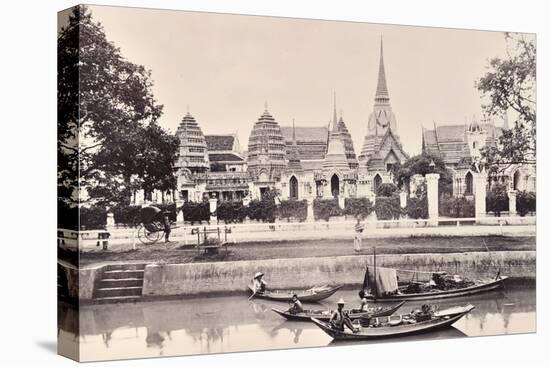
[58,280,535,361]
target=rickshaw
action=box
[137,206,176,244]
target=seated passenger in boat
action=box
[288,294,304,314]
[252,272,267,294]
[351,290,369,313]
[330,298,359,333]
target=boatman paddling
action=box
[330,298,359,333]
[252,272,267,294]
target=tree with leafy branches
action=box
[58,5,178,206]
[477,33,536,174]
[392,154,453,196]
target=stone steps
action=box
[93,295,143,304]
[93,263,147,303]
[102,269,145,279]
[94,286,143,298]
[99,278,143,288]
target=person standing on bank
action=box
[354,217,364,252]
[163,211,171,243]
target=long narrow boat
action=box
[365,276,508,302]
[271,301,405,322]
[311,304,474,340]
[362,247,508,302]
[248,284,343,303]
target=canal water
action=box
[58,280,535,362]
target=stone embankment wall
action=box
[140,251,535,298]
[59,251,535,301]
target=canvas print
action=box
[57,4,536,362]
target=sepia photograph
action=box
[57,4,536,362]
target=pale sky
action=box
[86,5,534,155]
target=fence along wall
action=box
[141,251,535,298]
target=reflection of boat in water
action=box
[271,301,405,322]
[327,324,468,346]
[311,305,475,341]
[363,248,508,302]
[248,284,344,303]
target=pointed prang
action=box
[375,36,389,100]
[292,118,297,144]
[333,91,338,126]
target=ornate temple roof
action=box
[205,134,239,152]
[247,105,287,178]
[208,153,244,162]
[359,37,406,168]
[334,116,358,169]
[175,111,209,172]
[422,122,502,165]
[322,116,351,172]
[286,120,303,172]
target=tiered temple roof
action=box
[332,116,358,169]
[247,105,287,179]
[175,111,209,173]
[280,126,328,161]
[205,134,243,163]
[422,122,502,165]
[323,118,351,171]
[286,120,303,172]
[359,37,406,169]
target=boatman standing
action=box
[354,218,365,252]
[330,298,359,333]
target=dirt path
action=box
[70,235,535,267]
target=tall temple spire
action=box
[288,118,303,172]
[333,91,338,127]
[375,36,389,102]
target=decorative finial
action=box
[264,101,268,112]
[292,118,297,143]
[333,91,337,125]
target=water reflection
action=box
[58,280,535,361]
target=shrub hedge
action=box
[313,198,342,221]
[517,191,536,216]
[405,195,428,219]
[343,197,374,219]
[58,200,108,230]
[374,195,401,220]
[439,194,475,218]
[217,201,248,223]
[248,199,277,223]
[278,200,308,222]
[486,184,509,216]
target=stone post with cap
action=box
[426,160,440,226]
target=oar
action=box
[248,290,256,301]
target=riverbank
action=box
[58,248,536,303]
[71,235,535,267]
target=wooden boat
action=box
[311,304,474,340]
[362,247,508,302]
[365,276,508,302]
[248,284,344,303]
[271,301,405,322]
